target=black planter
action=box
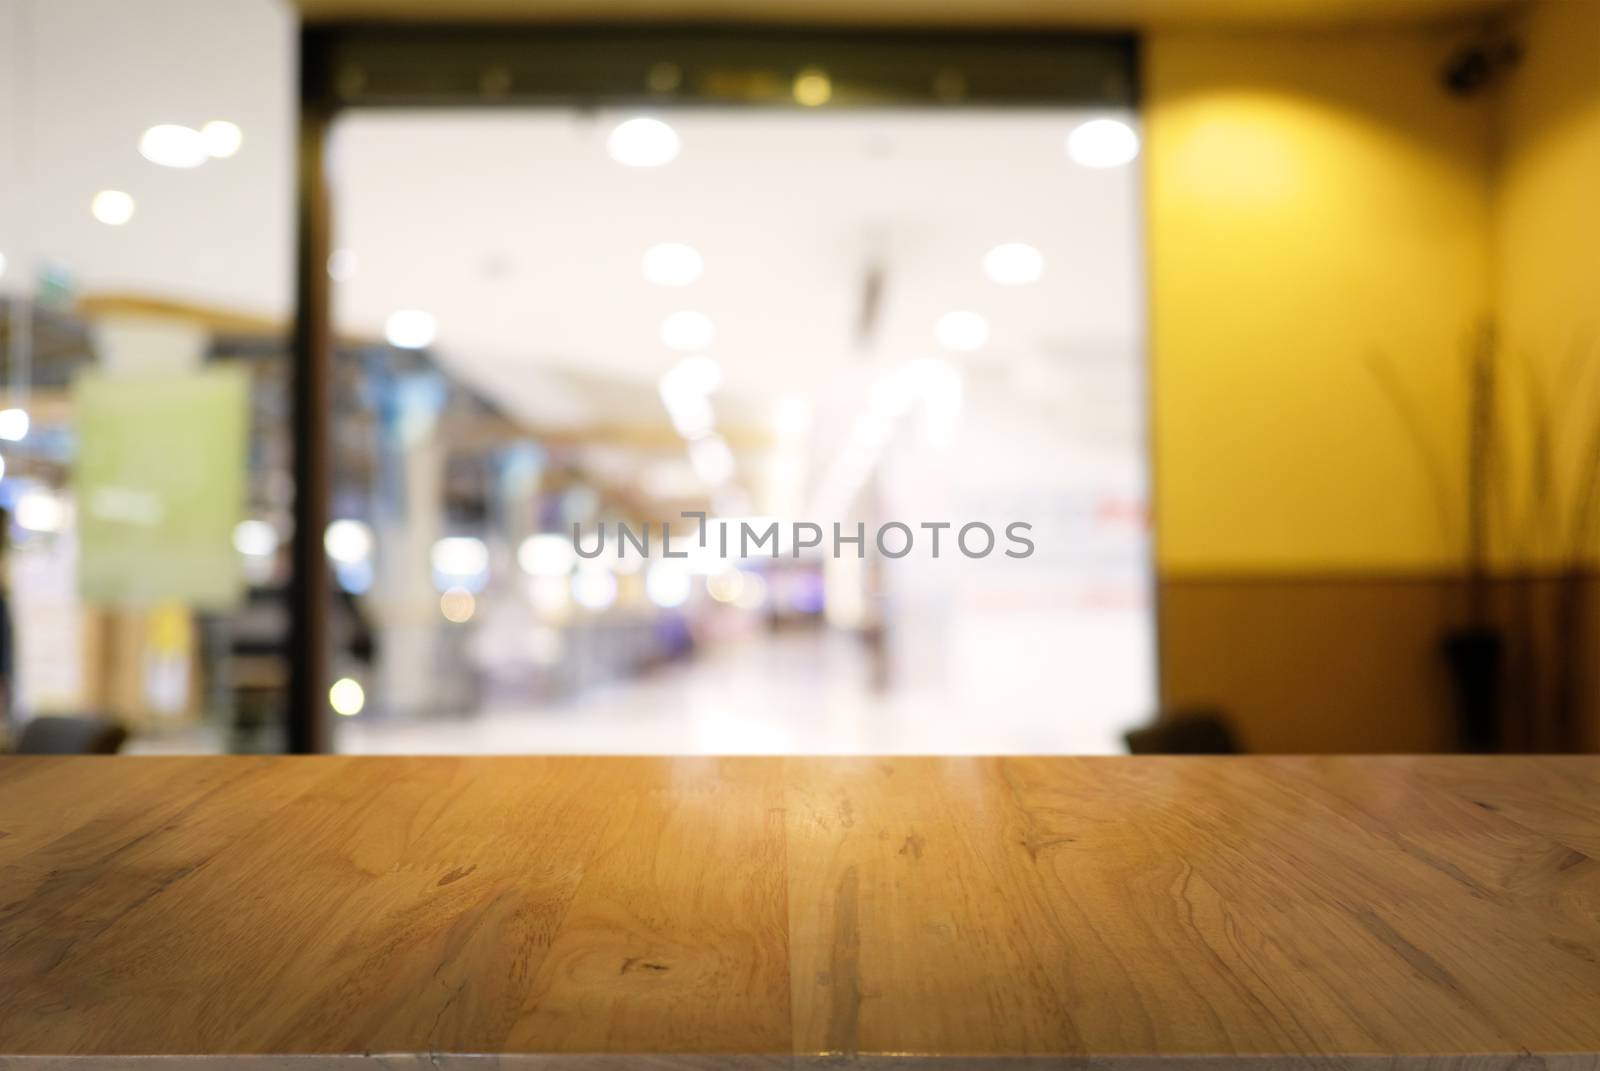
[1442,626,1504,753]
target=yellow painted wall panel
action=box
[1493,0,1600,567]
[1147,29,1494,573]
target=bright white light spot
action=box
[432,536,488,578]
[329,677,365,716]
[607,117,680,168]
[327,248,358,281]
[92,190,135,226]
[983,242,1045,286]
[518,533,577,577]
[0,408,28,442]
[642,242,702,286]
[200,120,242,158]
[440,587,476,623]
[323,519,373,564]
[660,310,715,352]
[0,251,7,278]
[14,490,65,533]
[571,568,618,611]
[646,561,692,608]
[662,354,723,396]
[385,309,437,349]
[935,310,989,352]
[689,435,735,485]
[1066,118,1140,169]
[232,519,277,557]
[139,124,208,168]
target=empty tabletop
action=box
[2,755,1599,1068]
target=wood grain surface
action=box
[1,755,1598,1069]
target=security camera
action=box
[1442,37,1522,96]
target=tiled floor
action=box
[332,617,1152,755]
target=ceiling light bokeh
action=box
[385,309,437,349]
[934,309,990,352]
[91,190,135,226]
[983,242,1045,286]
[607,117,680,168]
[1066,118,1140,169]
[201,120,243,158]
[139,124,209,169]
[660,310,715,352]
[642,242,703,286]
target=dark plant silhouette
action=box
[1367,323,1600,751]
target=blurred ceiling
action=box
[333,109,1142,437]
[0,0,295,319]
[0,0,1141,444]
[295,0,1517,29]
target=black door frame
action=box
[290,21,1139,753]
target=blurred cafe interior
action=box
[0,0,1596,759]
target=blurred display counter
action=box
[1,755,1597,1067]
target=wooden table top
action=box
[1,755,1598,1069]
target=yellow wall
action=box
[1147,28,1495,574]
[1146,6,1600,752]
[1494,0,1600,566]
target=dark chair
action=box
[1124,709,1241,755]
[14,715,128,755]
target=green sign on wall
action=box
[74,367,249,609]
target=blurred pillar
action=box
[374,437,444,719]
[289,33,334,754]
